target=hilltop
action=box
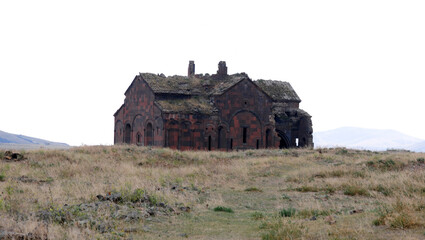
[314,127,424,152]
[0,146,424,239]
[0,130,69,150]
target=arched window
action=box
[136,132,142,145]
[217,126,226,149]
[145,123,153,146]
[124,124,131,144]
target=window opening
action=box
[243,127,247,144]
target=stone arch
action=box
[229,110,262,150]
[276,130,290,149]
[132,115,144,145]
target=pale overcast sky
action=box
[1,0,424,146]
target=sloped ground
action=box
[0,146,424,239]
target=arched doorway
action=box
[278,132,289,149]
[145,123,153,146]
[124,124,131,144]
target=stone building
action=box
[113,61,313,150]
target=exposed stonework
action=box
[114,61,313,150]
[188,60,195,76]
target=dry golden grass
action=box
[0,146,424,239]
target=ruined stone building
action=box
[114,61,313,150]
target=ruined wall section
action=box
[214,79,278,149]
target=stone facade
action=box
[114,61,313,150]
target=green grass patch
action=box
[213,206,234,213]
[279,207,296,217]
[343,185,369,196]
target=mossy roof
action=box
[254,80,301,102]
[155,97,216,115]
[140,72,249,96]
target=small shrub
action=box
[261,219,302,240]
[390,213,416,229]
[0,172,5,182]
[213,206,234,213]
[366,159,404,171]
[148,194,159,206]
[343,185,369,196]
[298,209,332,218]
[245,187,263,192]
[251,211,265,220]
[279,207,296,217]
[417,158,425,164]
[129,188,145,202]
[375,184,392,196]
[281,194,291,200]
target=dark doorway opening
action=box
[208,136,212,151]
[124,124,131,144]
[279,134,289,149]
[256,139,259,149]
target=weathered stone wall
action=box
[114,77,163,146]
[215,79,278,149]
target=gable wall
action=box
[214,79,277,149]
[114,78,164,146]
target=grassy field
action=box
[0,146,424,239]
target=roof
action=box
[155,97,216,115]
[123,73,302,116]
[140,72,250,96]
[140,73,206,95]
[254,80,301,102]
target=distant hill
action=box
[0,130,69,149]
[314,127,424,152]
[407,141,425,153]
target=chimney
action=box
[217,61,227,76]
[188,60,195,77]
